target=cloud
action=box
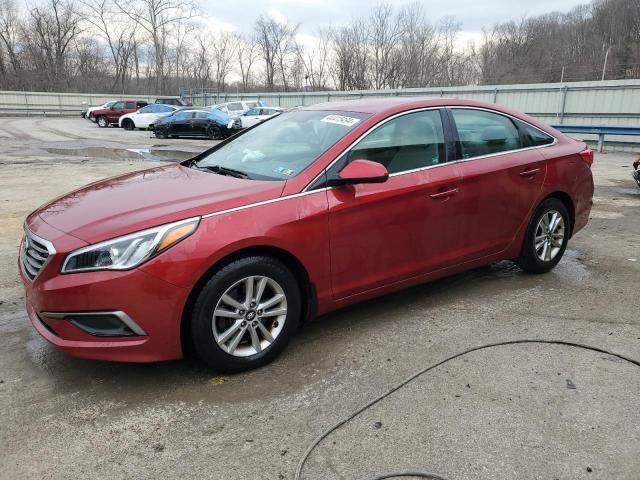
[200,15,239,33]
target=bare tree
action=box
[211,31,236,93]
[396,2,439,87]
[114,0,197,93]
[27,0,83,89]
[331,18,369,90]
[80,0,137,92]
[254,15,298,91]
[296,27,331,90]
[368,3,403,89]
[236,32,259,91]
[0,0,22,76]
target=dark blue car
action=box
[153,108,242,139]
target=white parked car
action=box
[118,104,180,130]
[240,107,284,128]
[85,101,116,121]
[208,100,264,118]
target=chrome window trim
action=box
[20,225,56,282]
[40,310,147,336]
[198,105,559,219]
[302,105,557,190]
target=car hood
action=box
[30,164,285,244]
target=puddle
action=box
[45,146,198,162]
[554,248,591,283]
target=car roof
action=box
[297,96,557,137]
[298,97,510,114]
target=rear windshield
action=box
[196,110,370,180]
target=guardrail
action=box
[551,124,640,152]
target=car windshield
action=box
[195,110,370,180]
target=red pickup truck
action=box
[90,100,148,127]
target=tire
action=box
[207,124,222,140]
[96,115,108,128]
[190,256,301,373]
[516,198,570,274]
[154,127,168,139]
[122,119,135,130]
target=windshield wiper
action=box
[197,164,250,179]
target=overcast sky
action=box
[203,0,588,41]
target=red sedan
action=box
[19,98,594,372]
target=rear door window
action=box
[451,109,522,159]
[124,101,135,109]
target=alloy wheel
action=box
[534,209,565,262]
[207,125,221,139]
[212,276,287,357]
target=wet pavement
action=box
[1,117,639,479]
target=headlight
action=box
[61,217,200,273]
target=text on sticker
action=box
[320,115,361,127]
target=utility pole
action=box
[560,66,565,83]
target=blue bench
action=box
[551,124,640,153]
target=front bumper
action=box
[21,221,190,362]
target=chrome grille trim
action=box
[21,225,56,282]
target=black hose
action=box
[295,339,640,480]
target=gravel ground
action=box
[0,117,639,480]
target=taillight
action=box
[579,148,594,167]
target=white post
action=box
[597,134,605,153]
[601,46,610,81]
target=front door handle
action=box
[519,168,541,177]
[429,188,459,200]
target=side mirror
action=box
[332,159,389,186]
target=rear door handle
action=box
[519,168,541,177]
[429,188,459,199]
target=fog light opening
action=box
[41,311,147,337]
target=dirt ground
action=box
[1,117,639,480]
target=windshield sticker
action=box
[320,114,361,127]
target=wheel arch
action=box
[543,191,575,237]
[179,245,317,358]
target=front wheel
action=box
[96,116,109,128]
[154,127,168,139]
[190,256,301,372]
[516,198,570,274]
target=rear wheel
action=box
[96,116,108,128]
[207,124,222,140]
[190,256,301,372]
[122,118,135,130]
[516,198,570,274]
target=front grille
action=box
[21,227,55,281]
